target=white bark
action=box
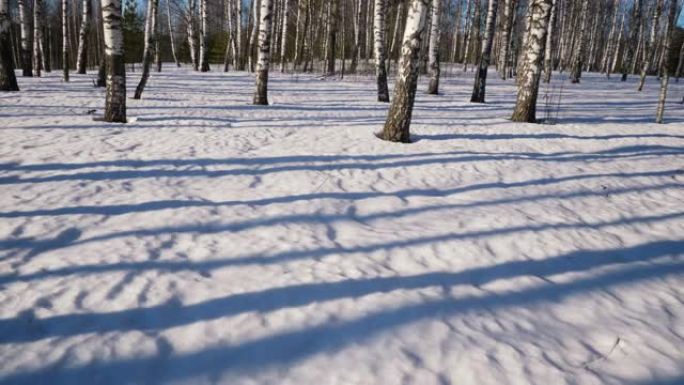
[166,0,180,67]
[18,0,31,76]
[498,0,513,79]
[373,0,389,101]
[656,0,677,123]
[381,0,430,142]
[637,0,663,91]
[62,0,70,81]
[134,0,159,99]
[199,0,209,71]
[279,0,289,72]
[33,0,44,76]
[101,0,126,122]
[76,0,92,73]
[426,0,441,94]
[569,0,588,83]
[253,0,273,105]
[511,0,553,123]
[542,0,557,82]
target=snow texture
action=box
[0,66,683,385]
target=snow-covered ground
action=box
[0,65,683,385]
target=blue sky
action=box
[678,6,684,28]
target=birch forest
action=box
[1,0,683,126]
[1,2,683,384]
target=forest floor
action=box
[1,65,683,385]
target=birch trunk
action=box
[76,0,91,73]
[621,0,641,81]
[279,0,289,72]
[542,0,556,83]
[186,0,199,70]
[380,0,430,143]
[585,6,599,72]
[33,0,44,76]
[248,0,261,72]
[426,0,441,94]
[510,0,553,123]
[166,0,180,67]
[18,0,32,76]
[350,0,362,72]
[0,0,19,90]
[134,0,159,99]
[101,0,126,122]
[498,0,513,79]
[610,8,625,75]
[461,0,472,63]
[655,0,676,123]
[62,0,69,81]
[470,0,497,102]
[199,0,209,71]
[637,0,662,91]
[450,0,462,62]
[569,0,588,83]
[601,0,620,77]
[293,0,307,69]
[253,0,273,105]
[373,0,389,102]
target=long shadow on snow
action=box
[1,209,681,286]
[0,241,681,384]
[0,168,678,218]
[414,132,684,141]
[1,145,682,185]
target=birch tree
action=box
[498,0,513,79]
[380,0,430,143]
[33,0,45,76]
[569,0,588,83]
[601,0,620,78]
[199,0,209,71]
[426,0,441,95]
[253,0,273,105]
[18,0,32,76]
[542,0,556,83]
[166,0,180,66]
[279,0,290,72]
[76,0,92,73]
[637,0,663,91]
[470,0,498,103]
[248,0,261,72]
[0,0,19,90]
[62,0,70,81]
[350,0,363,72]
[655,0,677,123]
[102,0,126,122]
[134,0,159,99]
[186,0,199,70]
[373,0,389,102]
[511,0,553,123]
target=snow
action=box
[1,65,683,385]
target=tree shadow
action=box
[0,240,681,384]
[1,146,681,185]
